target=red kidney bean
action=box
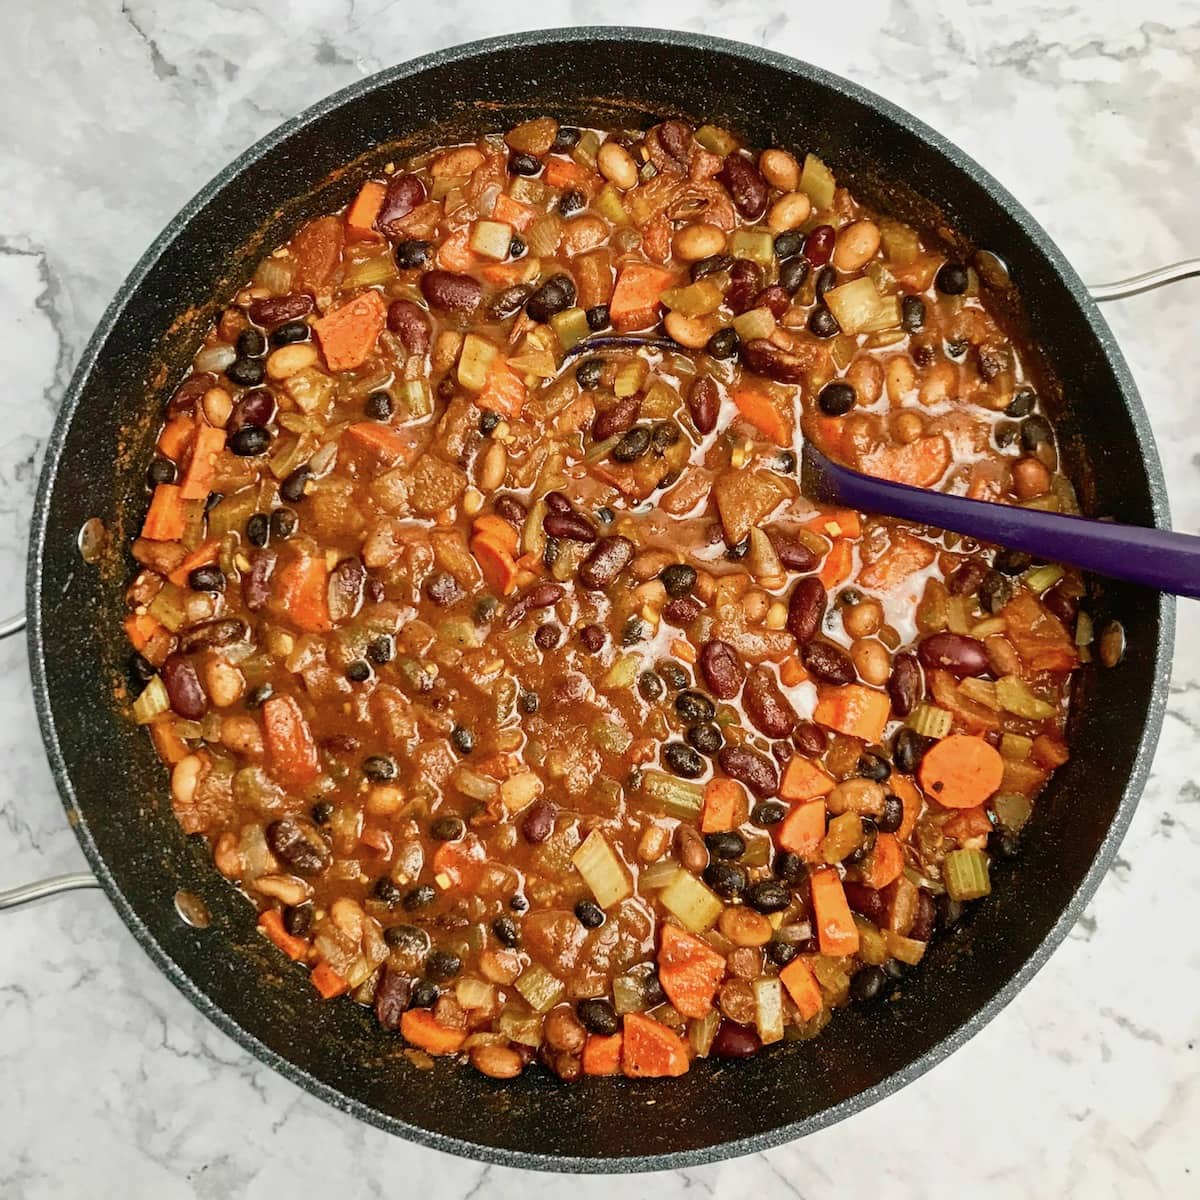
[266,817,331,875]
[793,721,828,757]
[743,667,797,739]
[699,639,745,699]
[543,511,596,543]
[802,640,856,685]
[493,495,526,527]
[739,339,811,384]
[712,1019,762,1058]
[752,286,791,320]
[726,259,763,314]
[386,299,431,355]
[376,173,427,233]
[229,387,276,432]
[804,225,836,267]
[327,556,365,624]
[1042,580,1079,626]
[918,632,990,678]
[768,531,819,572]
[178,618,246,653]
[843,882,887,925]
[374,967,412,1031]
[687,376,720,435]
[242,549,277,611]
[167,372,216,417]
[657,119,694,165]
[544,491,573,514]
[718,744,779,798]
[787,576,827,645]
[887,653,922,717]
[161,653,207,719]
[248,293,313,328]
[521,800,556,844]
[909,890,938,942]
[717,154,768,219]
[577,536,634,590]
[420,270,482,314]
[592,393,642,441]
[947,559,987,596]
[664,597,703,626]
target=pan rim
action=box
[27,25,1175,1173]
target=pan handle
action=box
[1089,257,1200,302]
[0,612,26,639]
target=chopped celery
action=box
[283,368,335,414]
[690,1008,721,1057]
[878,219,921,266]
[572,130,601,168]
[455,976,496,1010]
[753,977,785,1045]
[550,306,590,350]
[573,830,633,908]
[639,861,681,891]
[732,306,777,341]
[207,489,258,539]
[959,677,1000,709]
[970,617,1007,639]
[613,358,648,398]
[811,954,850,1004]
[640,380,680,419]
[660,279,723,317]
[469,219,514,261]
[695,124,737,155]
[799,153,836,210]
[1000,733,1033,760]
[1075,611,1094,647]
[522,499,548,558]
[429,172,469,201]
[599,652,639,690]
[1024,564,1064,594]
[591,717,632,756]
[992,791,1034,832]
[944,848,991,901]
[514,965,565,1014]
[884,930,927,965]
[343,252,397,288]
[509,176,549,205]
[825,277,897,335]
[269,433,313,480]
[830,334,859,370]
[822,811,864,864]
[457,332,499,391]
[132,677,169,725]
[946,594,973,635]
[852,916,889,965]
[740,836,771,868]
[592,777,622,813]
[500,771,543,813]
[659,871,723,932]
[864,260,896,293]
[727,228,775,266]
[995,675,1056,720]
[641,770,704,820]
[438,617,480,649]
[613,973,649,1015]
[147,584,187,632]
[396,378,432,417]
[908,703,952,739]
[595,183,630,226]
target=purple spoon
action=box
[801,442,1200,599]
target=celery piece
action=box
[884,930,927,966]
[572,130,601,169]
[613,358,648,398]
[396,378,432,417]
[283,368,335,414]
[455,976,496,1010]
[613,973,649,1015]
[995,675,1056,720]
[946,594,973,635]
[740,835,772,868]
[573,829,633,908]
[639,861,682,891]
[825,277,890,335]
[550,306,590,350]
[878,219,921,267]
[595,183,630,226]
[944,848,991,901]
[147,583,188,632]
[753,977,785,1045]
[269,433,313,480]
[959,677,1000,710]
[207,489,258,540]
[641,770,704,820]
[1024,564,1064,594]
[469,219,514,261]
[731,306,777,342]
[457,332,499,392]
[661,279,723,317]
[864,259,896,294]
[999,733,1033,761]
[1075,610,1095,647]
[695,124,737,155]
[599,652,639,690]
[908,703,953,739]
[727,228,776,266]
[690,1008,721,1057]
[510,175,549,205]
[640,380,680,419]
[591,717,633,756]
[659,870,723,932]
[992,791,1034,833]
[521,498,548,559]
[132,677,170,725]
[852,917,889,965]
[810,954,850,1003]
[343,252,397,288]
[830,334,859,370]
[429,172,469,202]
[514,965,565,1014]
[438,617,480,649]
[822,811,864,864]
[799,153,836,210]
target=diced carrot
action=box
[543,157,595,191]
[860,831,905,889]
[477,358,526,418]
[813,684,891,744]
[621,1012,690,1078]
[480,260,534,287]
[472,514,519,555]
[575,247,614,309]
[582,1032,623,1075]
[400,1008,467,1055]
[809,867,860,957]
[819,539,854,589]
[345,179,386,239]
[779,957,823,1021]
[999,591,1079,673]
[1001,755,1048,798]
[343,421,417,465]
[148,716,189,765]
[274,554,331,633]
[918,734,1005,809]
[884,873,920,933]
[292,215,344,290]
[167,540,220,587]
[779,757,835,802]
[258,909,310,962]
[178,425,226,500]
[436,226,475,272]
[142,484,186,541]
[609,263,676,331]
[700,777,749,833]
[888,773,922,842]
[858,434,951,488]
[657,924,726,1018]
[312,289,387,372]
[432,837,487,890]
[124,612,163,653]
[779,655,807,687]
[261,694,320,787]
[471,533,519,596]
[157,414,195,461]
[730,385,793,446]
[776,799,827,860]
[310,961,348,999]
[670,638,697,664]
[857,532,936,593]
[1031,734,1070,769]
[942,805,994,842]
[493,193,536,232]
[812,414,846,459]
[642,212,672,263]
[802,507,862,540]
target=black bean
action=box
[365,390,394,420]
[892,727,930,775]
[979,569,1013,614]
[266,817,331,876]
[675,690,714,723]
[508,152,541,176]
[244,512,269,547]
[988,829,1021,860]
[1006,387,1036,418]
[424,571,463,607]
[575,899,605,928]
[575,357,604,390]
[704,326,740,359]
[637,671,665,702]
[622,615,647,645]
[374,876,404,906]
[280,466,310,503]
[270,320,310,346]
[283,902,313,937]
[657,660,691,691]
[345,660,371,683]
[384,922,427,953]
[558,188,586,216]
[745,880,791,913]
[551,126,581,151]
[856,752,891,782]
[767,939,800,967]
[576,998,618,1036]
[403,885,437,911]
[663,741,705,779]
[704,831,745,860]
[526,274,576,323]
[1020,415,1054,451]
[187,565,225,593]
[226,357,265,387]
[492,916,521,947]
[901,295,926,332]
[519,690,539,714]
[409,979,440,1008]
[850,965,887,1003]
[235,328,266,358]
[509,235,526,258]
[703,862,748,899]
[246,683,273,709]
[585,304,610,331]
[815,265,838,298]
[751,801,787,826]
[994,548,1033,576]
[130,653,156,685]
[363,754,398,782]
[691,253,734,282]
[425,949,461,981]
[935,262,969,295]
[431,815,465,843]
[147,456,177,486]
[773,231,804,260]
[687,722,724,756]
[878,794,904,833]
[229,425,270,456]
[367,635,394,665]
[393,239,432,269]
[651,422,680,454]
[612,425,652,462]
[808,306,840,338]
[773,850,806,884]
[777,256,811,294]
[818,381,856,416]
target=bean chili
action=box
[125,116,1089,1080]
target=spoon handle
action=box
[812,453,1200,599]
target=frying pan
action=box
[0,27,1183,1171]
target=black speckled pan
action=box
[28,27,1172,1171]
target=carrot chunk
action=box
[888,773,922,841]
[582,1033,623,1075]
[148,716,189,765]
[700,777,748,833]
[857,532,936,593]
[343,421,417,466]
[436,226,474,272]
[779,757,835,802]
[621,1012,690,1078]
[258,909,309,962]
[310,961,348,999]
[819,539,854,589]
[345,180,386,239]
[543,157,596,192]
[779,957,823,1021]
[809,868,860,956]
[472,514,519,555]
[274,553,331,633]
[730,385,794,446]
[400,1008,467,1055]
[492,193,536,232]
[312,289,387,372]
[609,263,676,331]
[776,799,827,860]
[261,694,320,788]
[142,484,186,541]
[471,533,520,596]
[918,734,1004,809]
[860,831,904,889]
[802,507,862,540]
[657,924,726,1018]
[813,684,891,744]
[477,358,527,418]
[167,540,220,587]
[858,434,951,488]
[156,414,195,461]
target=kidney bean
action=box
[167,372,216,417]
[241,549,277,612]
[793,721,828,758]
[802,640,857,685]
[753,286,791,320]
[717,154,768,219]
[687,376,720,435]
[374,967,412,1031]
[521,799,556,844]
[327,556,365,624]
[768,531,819,572]
[664,597,703,625]
[266,816,331,875]
[718,744,779,798]
[657,119,694,165]
[230,387,276,432]
[544,491,573,514]
[162,654,207,719]
[543,510,596,543]
[178,618,247,653]
[947,559,987,596]
[909,890,938,942]
[888,652,922,717]
[592,393,642,441]
[1042,580,1079,626]
[420,270,481,315]
[248,293,313,328]
[577,536,634,590]
[699,639,745,699]
[726,259,763,314]
[493,495,526,527]
[376,173,427,233]
[386,299,431,355]
[842,882,887,925]
[740,339,810,384]
[918,632,990,678]
[804,225,836,267]
[712,1019,762,1058]
[787,576,827,645]
[744,667,798,739]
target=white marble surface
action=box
[1,1,1198,1195]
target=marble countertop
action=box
[2,2,1198,1195]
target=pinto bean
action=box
[699,639,745,699]
[787,576,827,645]
[802,640,856,685]
[249,293,313,328]
[471,1044,525,1079]
[718,744,779,798]
[718,153,768,219]
[743,667,797,739]
[918,632,990,678]
[577,536,634,590]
